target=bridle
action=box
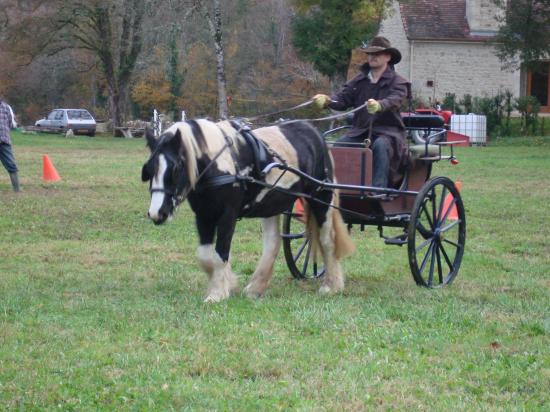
[147,128,236,206]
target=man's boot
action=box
[9,172,20,192]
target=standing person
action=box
[312,36,409,188]
[0,97,20,192]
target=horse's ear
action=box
[141,162,152,182]
[145,126,157,151]
[168,128,183,155]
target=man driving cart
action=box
[313,36,409,188]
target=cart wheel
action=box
[408,176,466,287]
[282,200,325,279]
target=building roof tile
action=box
[400,0,492,41]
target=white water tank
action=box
[450,114,487,145]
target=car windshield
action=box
[67,110,93,120]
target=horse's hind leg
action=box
[309,200,345,294]
[244,216,281,299]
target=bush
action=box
[515,96,541,135]
[442,93,461,113]
[452,90,542,138]
[459,94,473,113]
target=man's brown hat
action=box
[361,36,401,65]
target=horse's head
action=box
[141,125,199,225]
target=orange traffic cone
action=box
[294,198,305,222]
[441,181,462,221]
[42,155,61,182]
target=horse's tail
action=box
[331,190,355,259]
[304,190,355,262]
[303,200,320,263]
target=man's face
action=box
[366,52,391,69]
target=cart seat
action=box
[409,144,440,160]
[402,114,445,128]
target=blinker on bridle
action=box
[148,152,185,202]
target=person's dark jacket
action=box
[328,64,409,141]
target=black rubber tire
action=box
[282,202,325,280]
[408,176,466,287]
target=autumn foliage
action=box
[1,0,376,126]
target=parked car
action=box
[35,109,96,136]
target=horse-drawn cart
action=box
[142,109,466,301]
[279,115,466,288]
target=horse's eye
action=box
[172,162,181,181]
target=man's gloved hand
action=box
[313,94,331,109]
[367,99,382,114]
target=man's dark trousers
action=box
[0,143,18,173]
[335,134,391,188]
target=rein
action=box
[276,101,368,125]
[245,99,314,121]
[148,99,371,205]
[241,100,368,126]
[243,99,367,125]
[148,136,234,204]
[176,139,234,203]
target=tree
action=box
[493,0,550,69]
[132,67,177,118]
[167,28,185,120]
[6,0,150,129]
[291,0,386,92]
[194,0,229,119]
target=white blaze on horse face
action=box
[148,154,168,220]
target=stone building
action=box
[374,0,549,113]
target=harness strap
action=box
[229,120,276,178]
[195,175,239,191]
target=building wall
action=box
[408,41,520,104]
[379,1,520,106]
[379,2,411,78]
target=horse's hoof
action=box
[318,285,333,295]
[244,284,263,299]
[318,284,344,295]
[203,294,224,303]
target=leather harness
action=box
[194,120,276,192]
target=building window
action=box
[426,80,434,87]
[528,62,550,112]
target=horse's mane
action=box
[164,122,202,188]
[164,119,234,189]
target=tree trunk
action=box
[202,0,229,119]
[108,83,122,135]
[330,70,348,94]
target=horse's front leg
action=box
[244,215,281,299]
[196,216,216,283]
[203,210,240,303]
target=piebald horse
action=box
[141,119,354,302]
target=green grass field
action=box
[1,131,549,410]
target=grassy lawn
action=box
[1,131,549,410]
